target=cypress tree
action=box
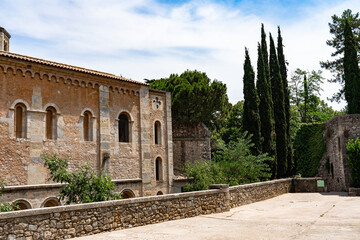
[256,43,276,177]
[243,48,262,155]
[344,20,360,114]
[277,26,293,176]
[261,24,271,92]
[269,34,287,178]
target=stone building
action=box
[318,114,360,191]
[0,27,174,209]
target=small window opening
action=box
[46,107,57,140]
[15,103,26,138]
[83,111,93,141]
[119,113,129,142]
[154,121,161,145]
[156,157,163,181]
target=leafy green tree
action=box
[221,101,244,144]
[320,9,360,102]
[42,153,121,204]
[277,26,293,176]
[243,48,262,155]
[344,20,360,114]
[0,179,18,212]
[269,34,287,178]
[183,134,272,191]
[347,137,360,187]
[146,70,228,126]
[289,69,330,122]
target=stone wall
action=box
[318,114,360,191]
[172,123,211,175]
[0,185,229,240]
[229,179,292,208]
[0,179,305,239]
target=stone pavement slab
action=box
[73,193,360,240]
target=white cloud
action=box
[1,0,359,110]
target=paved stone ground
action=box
[73,193,360,240]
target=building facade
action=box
[0,27,174,209]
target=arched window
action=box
[83,111,93,141]
[157,191,163,195]
[121,189,135,199]
[155,157,163,181]
[46,107,57,140]
[13,199,31,210]
[119,113,129,142]
[14,103,27,138]
[154,121,161,145]
[41,198,60,208]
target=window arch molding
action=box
[120,189,135,199]
[43,103,61,114]
[80,108,95,117]
[10,99,30,110]
[40,197,61,208]
[13,199,32,210]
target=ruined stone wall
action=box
[172,123,211,175]
[229,179,292,208]
[318,114,360,191]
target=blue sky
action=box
[1,0,359,110]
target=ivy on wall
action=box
[294,123,325,177]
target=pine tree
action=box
[277,26,293,176]
[256,43,276,177]
[344,20,360,114]
[243,48,262,155]
[269,34,287,178]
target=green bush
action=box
[183,134,272,191]
[347,138,360,187]
[0,178,18,212]
[294,123,325,177]
[42,153,121,204]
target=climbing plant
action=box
[294,123,325,177]
[347,137,360,187]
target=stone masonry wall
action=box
[318,114,360,191]
[0,186,229,240]
[229,179,292,208]
[172,123,211,175]
[0,179,295,240]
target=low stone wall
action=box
[229,179,292,208]
[292,177,326,193]
[0,178,327,239]
[0,186,229,240]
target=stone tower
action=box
[0,27,11,52]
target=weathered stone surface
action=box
[319,115,360,191]
[0,179,292,239]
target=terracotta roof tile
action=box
[0,51,148,86]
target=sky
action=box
[1,0,359,110]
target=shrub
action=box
[0,178,18,212]
[42,153,121,204]
[183,133,272,191]
[347,138,360,187]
